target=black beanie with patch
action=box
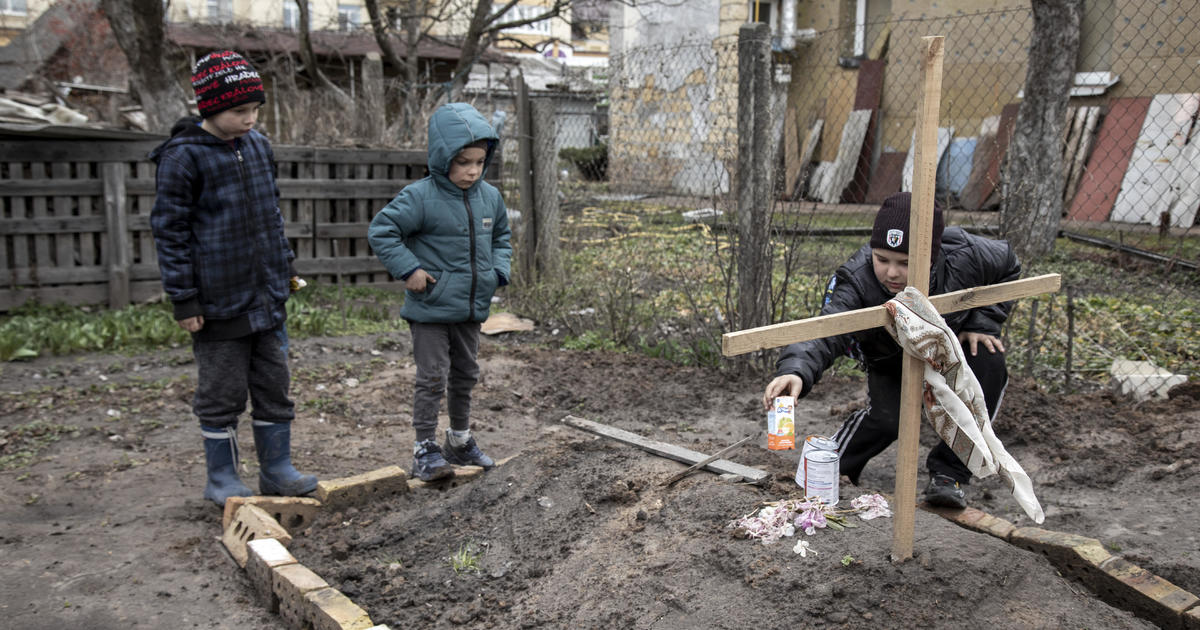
[191,50,266,118]
[869,192,944,260]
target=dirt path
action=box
[1,333,1195,628]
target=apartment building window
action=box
[0,0,27,16]
[501,5,552,35]
[206,0,232,24]
[338,4,362,31]
[283,1,301,31]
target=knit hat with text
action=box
[191,50,266,118]
[869,192,944,260]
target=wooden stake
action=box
[891,35,945,563]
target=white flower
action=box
[793,539,817,557]
[851,493,893,520]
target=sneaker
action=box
[442,429,495,469]
[412,440,454,482]
[924,474,967,509]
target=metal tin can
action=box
[795,435,838,488]
[801,449,840,506]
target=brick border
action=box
[220,465,1199,629]
[221,461,498,630]
[923,504,1200,630]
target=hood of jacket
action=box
[148,116,221,163]
[426,103,498,187]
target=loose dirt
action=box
[1,331,1196,628]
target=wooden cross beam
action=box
[723,37,1060,562]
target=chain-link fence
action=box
[539,4,1199,394]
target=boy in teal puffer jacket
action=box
[369,102,512,481]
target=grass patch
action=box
[0,285,408,360]
[450,541,482,575]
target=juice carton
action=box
[767,396,796,450]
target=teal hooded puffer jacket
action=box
[368,103,512,323]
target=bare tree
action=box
[446,0,573,101]
[296,0,355,108]
[364,0,449,144]
[1000,0,1082,262]
[100,0,190,133]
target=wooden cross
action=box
[723,37,1060,562]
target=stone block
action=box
[223,495,322,533]
[923,505,1016,540]
[274,563,330,630]
[245,538,297,613]
[1089,556,1199,630]
[1110,358,1188,401]
[306,587,375,630]
[315,466,408,509]
[1183,605,1200,630]
[408,464,484,491]
[222,504,293,568]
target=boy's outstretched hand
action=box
[762,374,803,410]
[405,269,436,293]
[177,315,204,332]
[958,331,1005,356]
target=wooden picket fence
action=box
[0,127,500,312]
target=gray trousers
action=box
[193,325,294,429]
[410,321,481,442]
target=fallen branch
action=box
[661,434,756,487]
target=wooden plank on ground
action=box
[1110,93,1200,226]
[722,274,1062,356]
[1066,98,1151,221]
[560,415,769,484]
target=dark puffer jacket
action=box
[149,118,293,340]
[776,227,1020,397]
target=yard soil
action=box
[1,331,1197,629]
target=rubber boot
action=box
[200,425,254,506]
[252,421,318,496]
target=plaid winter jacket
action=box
[149,119,293,340]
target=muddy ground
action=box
[1,329,1196,629]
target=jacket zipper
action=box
[464,191,478,321]
[235,146,266,313]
